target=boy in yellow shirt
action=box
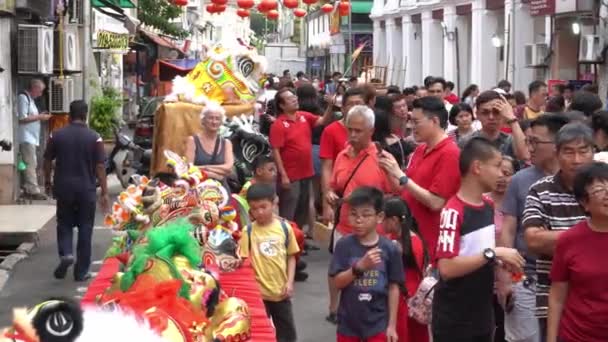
[239,183,299,342]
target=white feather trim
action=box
[76,307,166,342]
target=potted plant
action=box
[89,87,122,154]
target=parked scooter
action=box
[106,130,150,188]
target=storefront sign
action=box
[96,30,130,50]
[529,0,555,16]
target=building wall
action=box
[0,17,15,204]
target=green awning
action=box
[351,1,372,14]
[92,0,136,8]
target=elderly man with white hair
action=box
[326,104,396,251]
[185,102,234,190]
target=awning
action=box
[140,29,184,52]
[157,59,199,81]
[93,0,136,8]
[351,1,373,14]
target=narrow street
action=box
[0,176,336,341]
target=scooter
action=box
[106,131,148,188]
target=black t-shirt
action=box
[44,122,105,200]
[432,196,495,338]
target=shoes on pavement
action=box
[296,259,307,272]
[53,256,74,279]
[305,241,320,251]
[325,312,338,325]
[295,271,308,282]
[74,273,93,282]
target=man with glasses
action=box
[522,123,595,340]
[460,90,529,161]
[379,96,460,257]
[497,114,570,342]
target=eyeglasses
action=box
[348,211,377,221]
[526,137,554,147]
[588,185,608,199]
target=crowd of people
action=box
[29,68,608,342]
[247,71,608,342]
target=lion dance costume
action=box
[1,150,255,342]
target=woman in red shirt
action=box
[383,197,430,342]
[548,162,608,342]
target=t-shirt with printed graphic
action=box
[238,218,300,302]
[432,196,496,338]
[329,235,404,338]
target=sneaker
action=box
[29,193,48,200]
[296,259,307,272]
[74,273,93,282]
[53,256,74,279]
[325,312,338,325]
[295,271,308,282]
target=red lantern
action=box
[338,0,349,15]
[206,4,217,13]
[211,0,227,5]
[283,0,298,9]
[293,8,306,17]
[261,0,278,10]
[302,0,318,5]
[237,8,250,17]
[267,9,279,19]
[215,4,227,12]
[237,0,254,8]
[321,3,333,13]
[172,0,187,5]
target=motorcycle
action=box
[106,131,150,188]
[221,115,270,193]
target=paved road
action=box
[0,176,336,341]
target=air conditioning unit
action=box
[54,25,81,72]
[579,35,603,63]
[524,43,549,67]
[18,25,54,75]
[16,0,53,21]
[68,0,83,24]
[49,77,75,113]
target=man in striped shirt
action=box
[522,123,594,338]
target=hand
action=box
[263,114,276,123]
[38,113,52,121]
[322,204,334,225]
[495,268,513,309]
[386,325,398,342]
[280,176,291,190]
[378,151,404,179]
[355,247,382,271]
[99,193,111,214]
[496,95,516,121]
[495,247,525,273]
[325,190,339,207]
[324,94,336,106]
[282,282,294,298]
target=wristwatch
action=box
[506,118,518,125]
[351,262,365,278]
[399,174,409,186]
[483,248,496,264]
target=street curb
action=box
[0,253,27,272]
[0,269,9,293]
[17,242,36,255]
[0,242,39,292]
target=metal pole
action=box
[83,0,91,102]
[347,2,352,76]
[504,12,510,81]
[455,28,460,95]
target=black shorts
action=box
[263,299,297,342]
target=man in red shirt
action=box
[319,87,366,223]
[270,88,333,230]
[380,96,461,257]
[325,104,395,324]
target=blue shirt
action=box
[501,165,546,274]
[17,93,41,146]
[329,235,404,338]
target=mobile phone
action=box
[374,142,384,156]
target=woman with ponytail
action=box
[383,196,430,342]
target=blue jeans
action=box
[312,144,321,176]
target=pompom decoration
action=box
[321,3,333,13]
[293,8,306,17]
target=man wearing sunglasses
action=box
[460,90,529,161]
